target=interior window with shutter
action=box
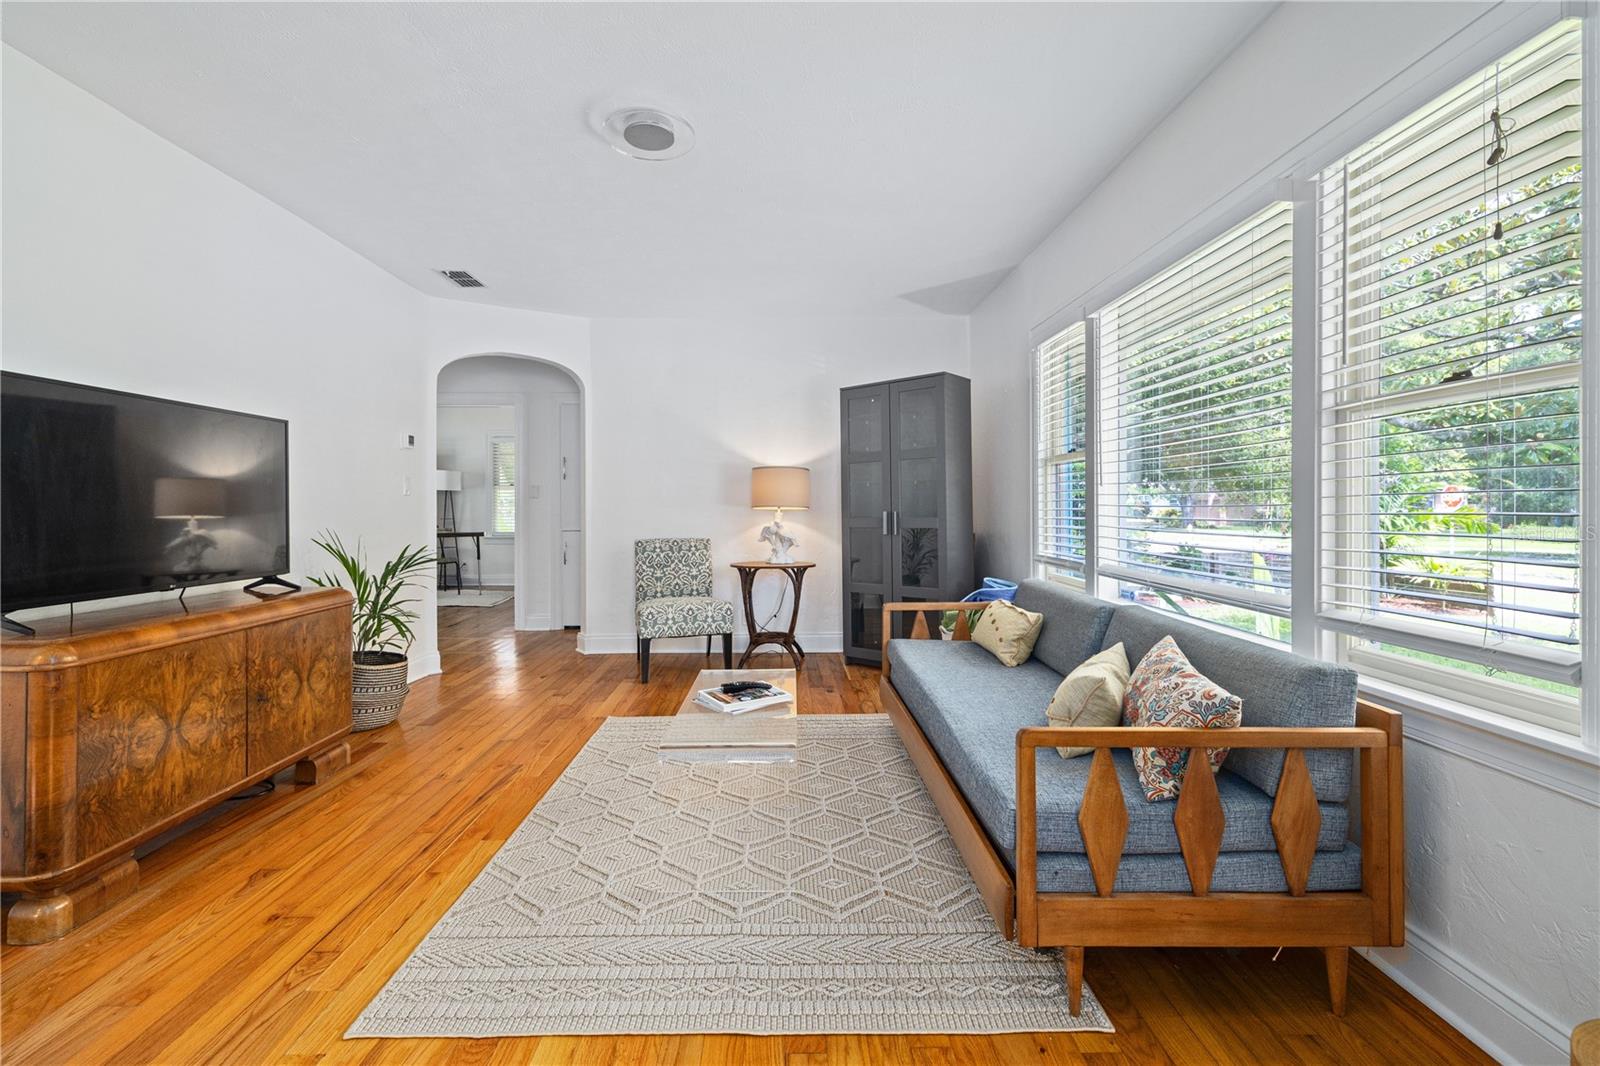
[490,436,516,536]
[1035,321,1088,579]
[1317,20,1582,730]
[1095,203,1294,640]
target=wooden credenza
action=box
[0,587,354,944]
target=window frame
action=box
[487,434,516,538]
[1090,202,1298,639]
[1031,319,1091,585]
[1311,17,1586,734]
[1021,7,1595,750]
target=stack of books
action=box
[694,682,792,715]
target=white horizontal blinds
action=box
[1035,322,1088,570]
[1318,19,1583,687]
[490,436,516,535]
[1096,203,1295,617]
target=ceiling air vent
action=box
[439,270,484,288]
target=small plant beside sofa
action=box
[879,578,1404,1016]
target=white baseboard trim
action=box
[578,632,845,656]
[407,651,442,683]
[1360,924,1569,1066]
[516,612,555,632]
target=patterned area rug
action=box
[348,715,1111,1037]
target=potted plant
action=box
[308,531,434,732]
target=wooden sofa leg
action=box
[1063,946,1084,1015]
[1324,946,1349,1016]
[639,638,651,684]
[722,632,733,669]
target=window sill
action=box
[484,533,515,541]
[1357,676,1598,807]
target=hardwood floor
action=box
[0,602,1490,1065]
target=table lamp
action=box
[154,477,226,572]
[751,466,810,563]
[436,469,462,530]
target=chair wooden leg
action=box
[1062,946,1084,1016]
[721,633,733,669]
[706,634,712,657]
[639,638,651,683]
[1324,946,1348,1016]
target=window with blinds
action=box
[1035,321,1089,575]
[1095,203,1295,638]
[490,436,516,536]
[1316,19,1583,718]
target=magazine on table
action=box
[694,683,793,714]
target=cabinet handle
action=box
[881,510,889,535]
[892,511,900,535]
[561,456,568,480]
[563,543,568,565]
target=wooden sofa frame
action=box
[878,600,1405,1016]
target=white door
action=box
[558,400,581,530]
[560,531,581,627]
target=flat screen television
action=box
[1,372,290,613]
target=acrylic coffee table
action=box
[658,667,798,763]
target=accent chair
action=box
[634,537,734,683]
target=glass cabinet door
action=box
[841,385,894,660]
[890,378,944,601]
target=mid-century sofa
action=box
[880,578,1404,1016]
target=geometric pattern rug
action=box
[347,716,1111,1037]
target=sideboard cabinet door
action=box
[246,613,352,775]
[76,634,248,859]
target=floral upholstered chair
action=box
[634,538,734,683]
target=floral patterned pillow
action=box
[1122,635,1242,801]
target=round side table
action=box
[730,561,815,669]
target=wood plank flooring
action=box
[0,602,1491,1065]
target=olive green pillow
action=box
[1045,643,1131,758]
[971,599,1045,667]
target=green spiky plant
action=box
[307,531,435,664]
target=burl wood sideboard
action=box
[0,587,354,944]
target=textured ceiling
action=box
[3,2,1272,317]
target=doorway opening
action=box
[435,355,583,636]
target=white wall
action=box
[1,46,442,678]
[436,355,581,628]
[966,5,1599,1062]
[581,315,969,653]
[435,404,516,583]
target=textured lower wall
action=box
[1365,738,1599,1064]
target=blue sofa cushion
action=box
[1012,578,1116,677]
[1102,604,1357,802]
[886,639,1347,856]
[1018,844,1363,894]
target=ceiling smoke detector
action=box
[599,108,694,161]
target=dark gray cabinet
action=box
[840,373,973,664]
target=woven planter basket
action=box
[351,652,410,732]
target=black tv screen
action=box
[1,373,290,612]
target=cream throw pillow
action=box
[970,599,1044,667]
[1046,643,1131,758]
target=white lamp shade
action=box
[153,477,226,519]
[751,466,810,510]
[435,469,462,491]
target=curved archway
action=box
[431,352,585,643]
